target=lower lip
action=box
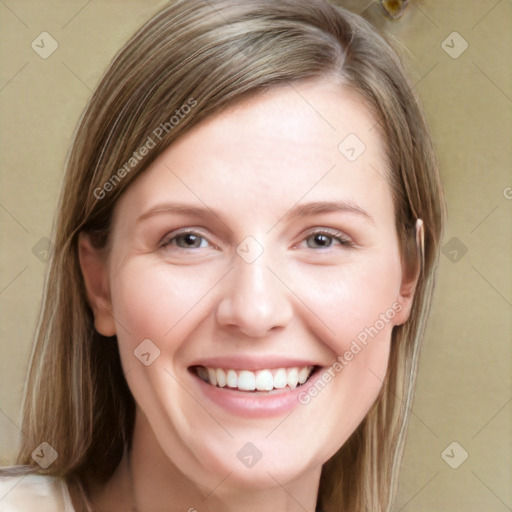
[191,368,323,418]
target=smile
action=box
[193,365,316,392]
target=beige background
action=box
[0,1,510,510]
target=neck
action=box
[88,408,322,512]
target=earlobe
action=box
[394,219,424,325]
[78,232,117,337]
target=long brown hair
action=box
[4,1,444,510]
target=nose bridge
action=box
[215,246,292,337]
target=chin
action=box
[194,438,324,491]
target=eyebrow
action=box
[137,200,375,225]
[283,200,375,225]
[137,203,220,223]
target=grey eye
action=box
[174,233,206,248]
[306,234,334,248]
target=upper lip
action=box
[188,355,322,371]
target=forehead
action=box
[113,79,391,229]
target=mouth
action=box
[190,365,320,393]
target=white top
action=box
[0,474,75,512]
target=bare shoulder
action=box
[0,473,75,512]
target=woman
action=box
[0,0,444,510]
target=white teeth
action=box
[298,367,309,384]
[287,367,299,389]
[238,371,256,391]
[273,368,287,389]
[216,368,226,387]
[255,370,273,391]
[207,367,217,386]
[196,365,314,391]
[226,369,237,388]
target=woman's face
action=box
[81,79,416,490]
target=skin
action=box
[79,79,418,512]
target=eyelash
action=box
[160,229,212,250]
[299,228,353,250]
[160,228,353,251]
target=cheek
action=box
[290,258,400,453]
[109,261,219,358]
[108,261,222,431]
[289,249,401,434]
[291,251,402,354]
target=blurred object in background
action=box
[379,0,410,19]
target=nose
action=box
[215,250,293,338]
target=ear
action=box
[394,219,424,325]
[78,231,117,337]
